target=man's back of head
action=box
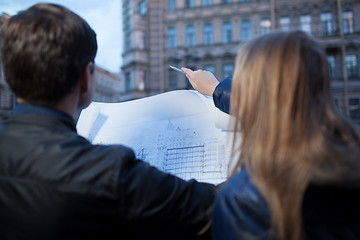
[0,3,97,105]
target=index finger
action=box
[181,67,193,76]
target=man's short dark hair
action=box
[0,3,97,104]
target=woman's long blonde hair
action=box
[230,30,360,240]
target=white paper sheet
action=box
[77,90,232,184]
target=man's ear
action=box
[77,62,95,111]
[79,62,95,94]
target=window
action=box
[223,64,234,78]
[279,17,291,31]
[349,98,360,122]
[186,0,195,8]
[138,0,147,17]
[327,56,336,79]
[204,65,215,75]
[138,31,145,49]
[168,27,177,48]
[259,19,271,35]
[168,0,176,10]
[222,21,233,44]
[203,24,213,45]
[186,25,196,47]
[222,0,231,3]
[241,20,252,41]
[343,11,354,34]
[125,35,131,52]
[320,13,333,36]
[346,54,359,78]
[125,72,131,91]
[300,15,312,34]
[168,69,178,89]
[202,0,212,6]
[138,70,145,91]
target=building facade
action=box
[93,66,122,103]
[121,0,360,123]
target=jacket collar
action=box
[5,108,77,133]
[13,103,74,123]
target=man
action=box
[0,4,215,239]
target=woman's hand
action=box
[182,67,220,97]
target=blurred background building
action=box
[121,0,360,124]
[93,66,122,102]
[0,13,14,119]
[1,1,359,124]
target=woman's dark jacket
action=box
[212,77,232,114]
[0,104,216,240]
[212,77,360,240]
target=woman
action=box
[182,31,360,240]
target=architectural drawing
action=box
[77,90,233,184]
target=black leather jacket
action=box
[0,113,216,240]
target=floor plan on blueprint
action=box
[76,90,233,184]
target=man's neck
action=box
[17,94,79,119]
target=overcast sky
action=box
[1,0,123,73]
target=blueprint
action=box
[76,90,233,184]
